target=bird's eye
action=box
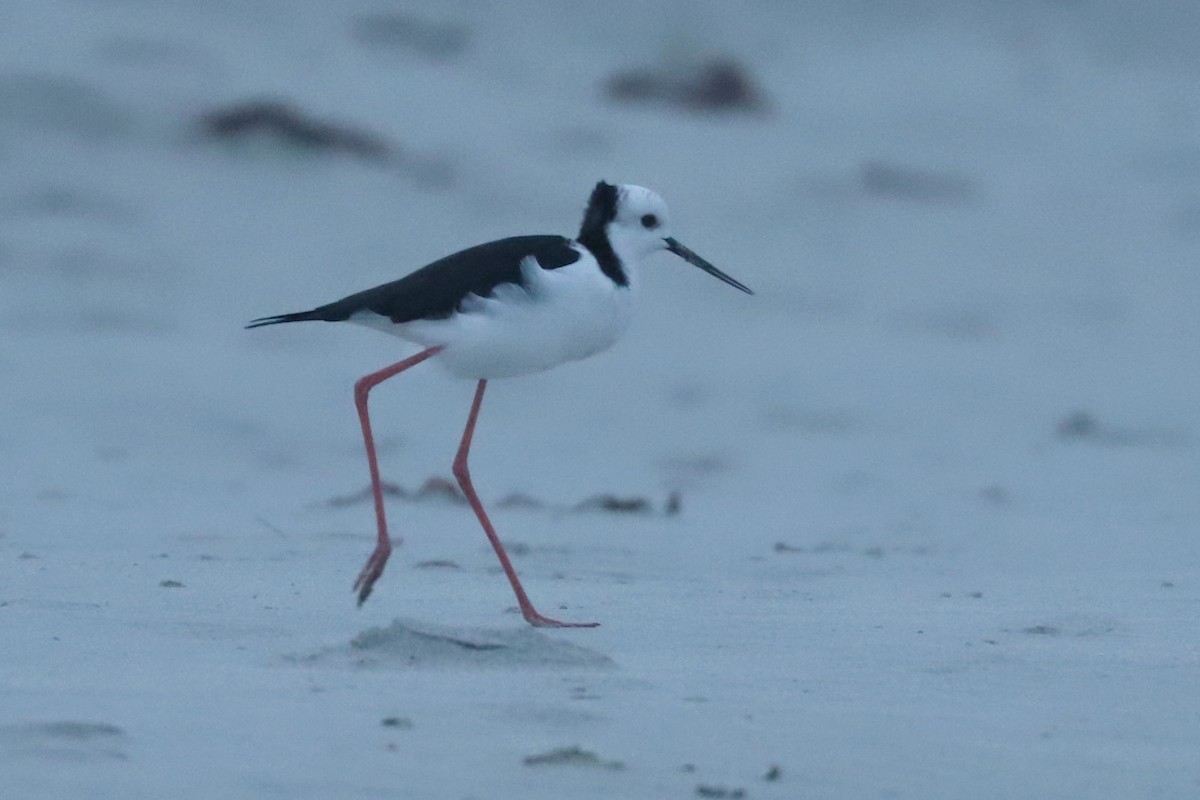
[640,214,659,229]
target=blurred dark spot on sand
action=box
[199,99,392,162]
[523,745,624,769]
[607,56,769,114]
[351,12,470,60]
[861,160,976,204]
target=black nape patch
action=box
[576,181,627,287]
[578,181,619,236]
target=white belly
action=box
[353,255,636,379]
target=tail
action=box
[245,309,326,329]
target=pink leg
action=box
[352,346,443,606]
[453,379,598,628]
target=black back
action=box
[247,182,631,329]
[247,235,580,328]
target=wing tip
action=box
[245,311,318,329]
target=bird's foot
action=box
[353,542,392,606]
[522,609,599,629]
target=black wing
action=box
[247,235,580,328]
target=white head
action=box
[606,184,674,259]
[576,181,753,294]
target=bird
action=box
[247,181,752,627]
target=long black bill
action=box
[664,237,753,295]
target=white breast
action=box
[363,248,637,379]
